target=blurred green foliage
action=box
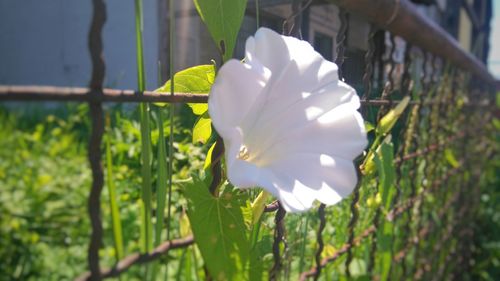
[0,103,207,280]
[0,93,498,281]
[0,104,91,279]
[468,94,500,281]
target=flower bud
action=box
[251,191,270,225]
[362,151,376,176]
[361,134,392,176]
[376,96,411,136]
[366,193,382,208]
[360,135,392,176]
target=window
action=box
[313,32,333,61]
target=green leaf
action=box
[157,64,215,94]
[339,258,368,279]
[139,103,153,253]
[156,64,215,111]
[204,142,217,170]
[193,0,248,62]
[376,221,393,280]
[154,109,168,248]
[374,142,396,211]
[249,235,272,281]
[134,0,146,92]
[135,0,153,254]
[364,121,375,133]
[348,258,367,277]
[444,148,460,168]
[373,142,395,281]
[192,113,212,144]
[376,96,410,136]
[189,104,209,116]
[184,178,250,280]
[179,210,192,237]
[492,118,500,130]
[105,133,124,260]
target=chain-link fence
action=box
[0,0,497,280]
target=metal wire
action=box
[2,1,497,280]
[335,7,348,78]
[313,204,326,281]
[87,0,107,279]
[270,204,287,280]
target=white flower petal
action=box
[243,81,366,164]
[246,27,336,83]
[269,169,317,212]
[241,28,340,138]
[208,59,268,139]
[276,187,313,212]
[267,103,367,161]
[272,153,357,195]
[226,153,314,212]
[236,152,357,213]
[245,27,292,77]
[240,59,339,135]
[259,79,358,128]
[227,158,263,188]
[209,28,367,213]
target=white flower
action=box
[208,28,367,212]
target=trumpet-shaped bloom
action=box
[208,28,367,212]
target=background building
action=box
[0,0,493,90]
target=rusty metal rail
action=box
[0,86,208,103]
[87,0,106,279]
[1,86,493,108]
[298,162,464,280]
[0,0,496,280]
[329,0,498,86]
[76,236,194,281]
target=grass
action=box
[0,103,206,280]
[0,100,498,280]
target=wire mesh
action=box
[0,0,496,280]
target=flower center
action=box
[238,145,250,160]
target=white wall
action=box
[0,0,159,90]
[488,0,500,78]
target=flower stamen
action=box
[238,145,250,160]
